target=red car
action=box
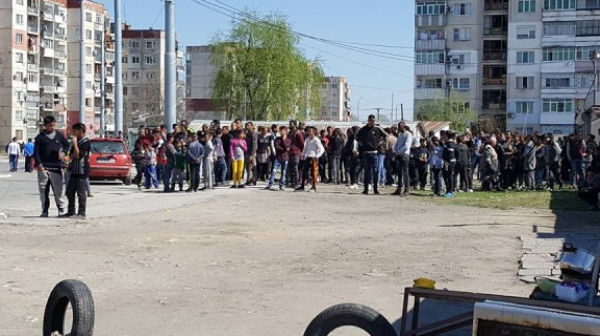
[89,138,132,185]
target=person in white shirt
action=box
[393,122,414,196]
[7,137,21,172]
[296,126,325,192]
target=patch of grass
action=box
[410,189,588,211]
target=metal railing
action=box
[27,6,39,15]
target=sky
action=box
[101,0,415,121]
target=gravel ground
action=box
[0,184,552,336]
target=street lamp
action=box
[590,50,600,103]
[357,96,363,121]
[395,103,403,121]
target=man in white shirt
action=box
[7,137,21,172]
[393,122,413,196]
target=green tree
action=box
[415,93,477,132]
[211,11,324,121]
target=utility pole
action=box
[391,92,394,121]
[114,0,123,137]
[164,0,176,132]
[357,96,363,122]
[79,0,86,127]
[100,31,106,138]
[401,103,404,121]
[372,107,383,121]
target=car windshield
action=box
[91,141,125,154]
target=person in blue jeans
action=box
[567,133,586,188]
[356,115,388,195]
[266,126,291,191]
[7,137,21,172]
[23,138,34,172]
[214,128,228,185]
[142,143,159,189]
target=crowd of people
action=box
[131,115,600,210]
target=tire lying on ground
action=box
[43,279,95,336]
[303,303,397,336]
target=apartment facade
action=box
[121,25,185,126]
[321,76,351,121]
[185,45,221,119]
[415,0,600,134]
[66,0,115,134]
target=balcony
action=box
[415,15,447,27]
[415,63,446,76]
[42,85,54,93]
[414,88,446,100]
[27,63,38,71]
[55,33,65,40]
[54,50,66,59]
[41,67,54,75]
[540,112,576,125]
[27,6,39,15]
[483,27,508,36]
[27,25,39,35]
[483,51,507,61]
[482,77,507,85]
[415,39,446,51]
[26,82,39,92]
[484,0,508,11]
[94,73,101,82]
[584,89,600,116]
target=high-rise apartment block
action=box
[121,24,185,126]
[321,76,351,121]
[0,0,115,145]
[414,0,600,135]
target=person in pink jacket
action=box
[229,130,248,188]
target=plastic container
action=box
[555,282,590,303]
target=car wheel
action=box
[123,174,132,186]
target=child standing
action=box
[131,142,147,190]
[143,142,159,189]
[60,123,90,218]
[202,132,216,190]
[229,130,247,188]
[171,140,185,192]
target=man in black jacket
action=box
[356,115,388,195]
[442,131,457,197]
[34,116,70,217]
[454,135,472,192]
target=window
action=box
[332,84,338,89]
[453,28,471,41]
[43,39,53,49]
[416,1,447,15]
[517,25,536,39]
[543,47,575,61]
[16,0,24,4]
[122,56,128,64]
[85,81,92,89]
[576,20,600,37]
[321,84,327,89]
[16,14,23,25]
[132,71,139,80]
[544,77,571,87]
[416,51,445,64]
[452,78,470,90]
[86,12,92,22]
[123,87,128,95]
[131,41,140,49]
[516,102,534,114]
[516,76,534,89]
[14,72,23,81]
[96,14,102,24]
[86,47,92,57]
[419,78,443,88]
[131,102,139,110]
[122,72,128,80]
[517,51,535,64]
[542,99,573,113]
[146,72,155,80]
[584,0,600,9]
[15,52,23,63]
[16,33,23,44]
[145,56,156,64]
[146,41,156,49]
[85,29,92,40]
[518,0,536,12]
[85,98,92,107]
[452,54,466,65]
[543,0,576,10]
[15,110,23,121]
[131,87,140,95]
[576,46,600,60]
[86,64,92,74]
[452,3,472,15]
[27,73,38,83]
[543,22,576,36]
[131,56,140,64]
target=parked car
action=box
[89,138,132,185]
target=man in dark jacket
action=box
[266,126,291,191]
[185,133,204,192]
[357,115,387,195]
[287,120,304,188]
[34,116,70,217]
[245,122,259,186]
[454,135,472,192]
[442,131,457,197]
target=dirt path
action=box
[0,187,550,336]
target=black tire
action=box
[43,279,95,336]
[303,303,397,336]
[123,174,132,186]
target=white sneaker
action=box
[468,189,474,193]
[350,184,358,190]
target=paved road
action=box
[0,170,238,225]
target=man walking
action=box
[7,137,20,172]
[393,121,413,197]
[24,138,34,172]
[60,123,90,218]
[34,116,70,217]
[356,115,388,195]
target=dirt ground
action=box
[0,186,554,336]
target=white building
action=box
[185,45,220,119]
[121,24,185,126]
[321,76,351,121]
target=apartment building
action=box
[120,24,185,126]
[415,0,600,135]
[321,76,351,121]
[66,0,114,134]
[185,45,220,119]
